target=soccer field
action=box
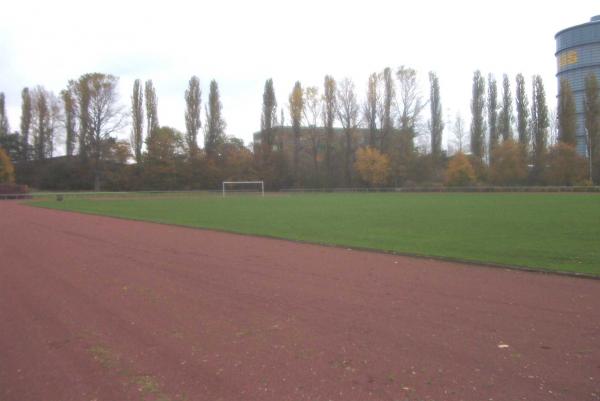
[33,192,600,276]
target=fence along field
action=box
[31,192,600,276]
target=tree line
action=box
[0,67,598,190]
[257,68,599,187]
[0,73,251,190]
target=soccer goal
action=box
[222,181,265,197]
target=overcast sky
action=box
[1,0,598,150]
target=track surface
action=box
[0,202,598,401]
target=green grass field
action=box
[32,193,600,276]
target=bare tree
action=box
[379,67,395,151]
[185,76,201,157]
[336,78,360,185]
[130,79,144,164]
[397,66,425,129]
[47,96,62,159]
[548,108,558,146]
[396,66,426,167]
[452,113,467,154]
[487,74,499,162]
[303,86,322,178]
[73,73,125,190]
[323,75,336,184]
[364,72,380,148]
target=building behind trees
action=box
[555,15,600,155]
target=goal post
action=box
[222,181,265,197]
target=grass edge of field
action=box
[25,200,600,280]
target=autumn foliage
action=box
[489,140,527,185]
[0,146,15,184]
[544,143,588,186]
[354,147,391,186]
[445,152,476,186]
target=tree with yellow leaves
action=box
[489,140,527,185]
[0,146,15,183]
[354,147,390,186]
[445,152,476,187]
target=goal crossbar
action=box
[222,181,264,196]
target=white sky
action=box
[1,0,598,150]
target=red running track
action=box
[0,201,598,401]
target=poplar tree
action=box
[303,86,322,177]
[498,74,513,142]
[73,77,91,160]
[0,93,9,137]
[557,78,577,146]
[131,79,144,163]
[323,75,336,183]
[289,81,304,181]
[364,72,380,148]
[30,87,61,161]
[397,66,425,166]
[205,80,226,159]
[336,78,359,185]
[531,75,549,181]
[261,78,277,159]
[145,80,159,141]
[428,71,443,159]
[487,74,499,161]
[515,73,529,148]
[20,88,32,160]
[32,87,49,160]
[379,67,394,151]
[470,70,486,161]
[184,76,201,157]
[61,88,77,157]
[584,73,600,183]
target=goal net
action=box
[222,181,265,196]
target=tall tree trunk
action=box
[293,128,300,184]
[345,129,352,185]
